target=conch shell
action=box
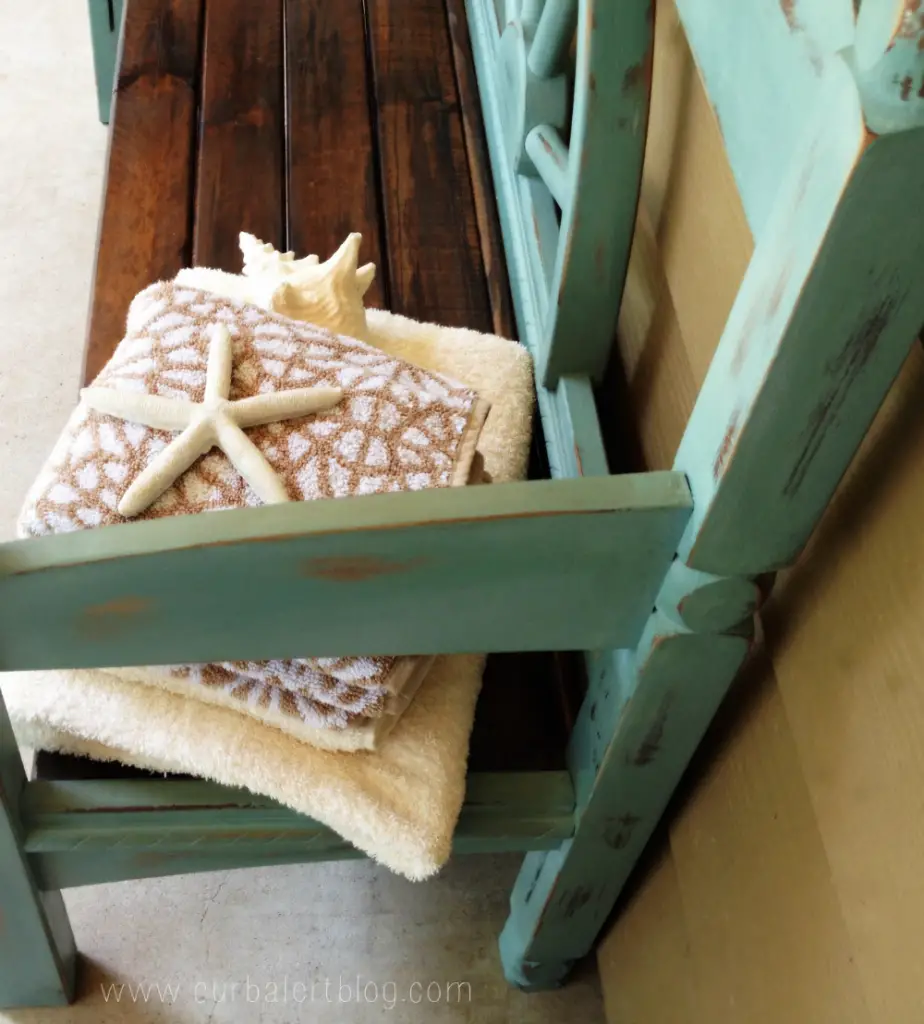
[176,233,376,342]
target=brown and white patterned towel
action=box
[18,282,490,749]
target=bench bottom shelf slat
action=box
[28,645,582,889]
[23,768,575,889]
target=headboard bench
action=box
[2,0,922,1005]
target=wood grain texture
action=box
[0,476,690,668]
[668,656,871,1024]
[83,0,204,385]
[285,0,387,308]
[0,693,76,1008]
[366,0,492,330]
[599,836,705,1024]
[445,0,517,338]
[765,345,924,1023]
[192,0,285,271]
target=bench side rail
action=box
[0,475,690,669]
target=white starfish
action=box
[81,324,342,518]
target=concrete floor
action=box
[0,3,604,1020]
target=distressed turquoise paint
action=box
[496,17,569,175]
[527,177,560,294]
[0,476,690,667]
[540,0,652,385]
[525,124,569,207]
[535,374,609,478]
[494,42,924,992]
[0,692,76,1008]
[553,376,610,477]
[22,772,574,889]
[493,20,924,990]
[851,0,924,132]
[467,0,565,472]
[498,611,751,988]
[675,0,855,237]
[656,561,760,633]
[472,28,556,339]
[22,771,573,822]
[675,64,924,575]
[466,0,653,387]
[32,836,574,891]
[527,0,578,77]
[35,848,365,890]
[87,0,124,124]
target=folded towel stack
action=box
[18,266,490,752]
[8,233,536,877]
[5,266,536,880]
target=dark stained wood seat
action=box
[85,0,514,380]
[40,0,580,785]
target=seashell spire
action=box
[175,232,377,342]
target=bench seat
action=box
[74,0,582,782]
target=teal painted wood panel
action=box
[527,0,578,78]
[492,27,924,991]
[465,0,618,479]
[87,0,124,124]
[465,0,568,475]
[531,374,610,479]
[851,0,924,133]
[0,695,76,1009]
[465,0,653,388]
[497,613,751,987]
[21,771,574,890]
[0,475,690,667]
[676,0,924,235]
[30,832,571,893]
[674,0,855,237]
[553,376,610,477]
[674,62,924,575]
[539,0,652,386]
[537,372,611,479]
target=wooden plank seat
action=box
[4,0,924,1009]
[78,0,579,759]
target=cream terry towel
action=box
[3,307,534,879]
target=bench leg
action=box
[87,0,124,124]
[499,597,752,989]
[0,689,77,1008]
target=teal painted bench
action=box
[4,0,924,1007]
